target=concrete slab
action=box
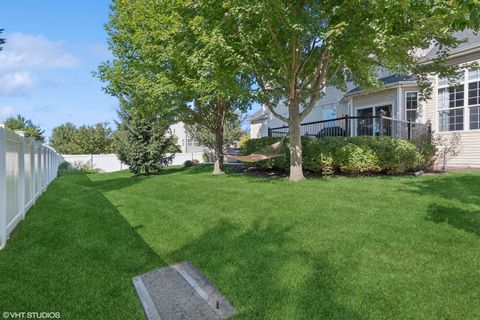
[133,262,236,320]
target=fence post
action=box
[344,115,350,137]
[268,127,271,137]
[15,131,26,220]
[407,121,412,140]
[0,122,7,248]
[29,138,35,205]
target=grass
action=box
[0,165,479,319]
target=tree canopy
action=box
[6,115,45,142]
[49,122,114,154]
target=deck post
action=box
[407,121,411,140]
[267,127,271,137]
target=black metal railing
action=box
[268,115,431,141]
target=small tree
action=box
[6,114,45,142]
[115,104,179,175]
[49,122,80,154]
[433,133,462,171]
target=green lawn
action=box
[1,166,479,319]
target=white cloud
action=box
[0,32,79,96]
[0,106,14,117]
[0,72,36,96]
[0,33,79,72]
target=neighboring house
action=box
[169,122,205,154]
[249,30,480,169]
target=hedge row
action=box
[240,136,434,175]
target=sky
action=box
[0,2,120,139]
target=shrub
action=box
[243,135,428,175]
[183,160,194,167]
[335,143,381,175]
[192,159,200,165]
[58,161,73,176]
[238,134,251,148]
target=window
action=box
[405,92,418,122]
[187,137,201,147]
[321,107,336,127]
[438,85,464,132]
[469,80,480,130]
[468,67,480,81]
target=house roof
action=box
[247,108,267,123]
[345,74,417,96]
[421,29,480,62]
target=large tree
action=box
[97,0,254,175]
[6,114,45,142]
[225,0,479,181]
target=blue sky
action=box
[0,1,259,140]
[0,1,117,139]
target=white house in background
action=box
[169,122,205,154]
[249,30,480,169]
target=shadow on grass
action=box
[426,204,480,237]
[401,174,480,207]
[0,173,165,319]
[166,218,357,319]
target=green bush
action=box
[242,135,430,175]
[183,160,194,167]
[335,143,381,175]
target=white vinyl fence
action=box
[0,124,63,248]
[62,152,205,173]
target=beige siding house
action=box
[250,30,480,169]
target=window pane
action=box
[438,88,448,109]
[407,110,418,122]
[468,81,480,106]
[470,106,480,130]
[469,68,480,81]
[406,92,418,110]
[439,108,464,132]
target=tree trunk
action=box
[212,128,224,175]
[288,108,304,182]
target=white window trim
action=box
[404,91,419,122]
[467,67,480,131]
[436,69,468,133]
